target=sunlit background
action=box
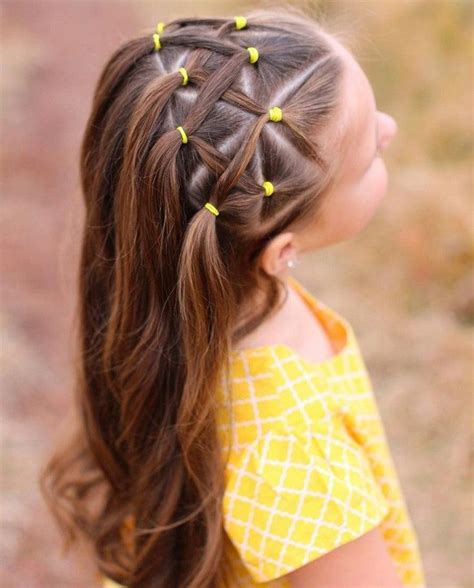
[1,1,472,586]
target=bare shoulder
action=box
[284,524,403,588]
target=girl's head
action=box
[40,7,396,588]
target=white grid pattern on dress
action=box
[219,350,392,581]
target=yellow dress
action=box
[100,276,426,588]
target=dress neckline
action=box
[231,276,353,370]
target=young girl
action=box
[40,7,426,588]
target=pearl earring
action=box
[287,256,298,268]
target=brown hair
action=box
[39,6,347,587]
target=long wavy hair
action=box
[39,6,349,587]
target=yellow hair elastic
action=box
[247,47,259,64]
[178,67,189,86]
[153,33,161,51]
[235,16,247,30]
[262,181,274,197]
[176,126,188,144]
[156,21,166,34]
[268,106,283,122]
[204,202,219,216]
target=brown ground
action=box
[1,1,472,587]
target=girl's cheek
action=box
[350,161,389,231]
[361,159,388,207]
[373,159,389,201]
[309,161,389,247]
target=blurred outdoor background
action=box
[1,0,472,586]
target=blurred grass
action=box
[1,1,472,587]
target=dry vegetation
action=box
[1,1,472,586]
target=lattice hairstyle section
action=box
[93,10,345,244]
[149,11,342,227]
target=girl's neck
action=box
[232,275,300,351]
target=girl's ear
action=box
[259,232,297,276]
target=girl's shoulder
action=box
[217,284,374,449]
[217,340,350,456]
[223,342,344,436]
[228,277,364,394]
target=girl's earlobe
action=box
[278,239,298,272]
[287,255,300,269]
